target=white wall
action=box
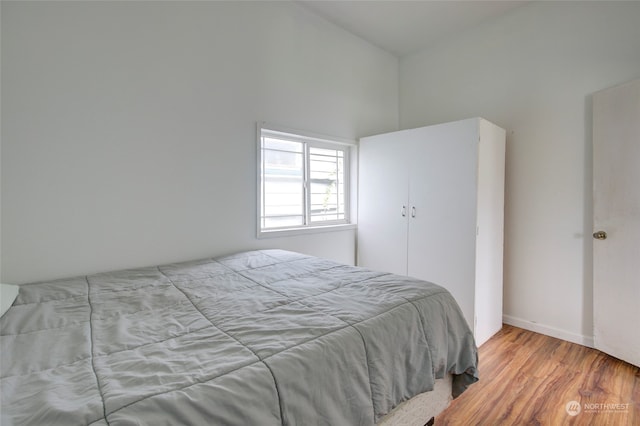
[1,1,398,284]
[400,1,640,345]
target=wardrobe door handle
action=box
[411,206,416,218]
[401,206,407,217]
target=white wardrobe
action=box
[357,118,505,346]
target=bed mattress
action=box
[0,249,478,425]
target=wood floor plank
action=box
[436,325,639,425]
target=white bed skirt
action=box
[378,375,453,426]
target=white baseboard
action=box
[503,315,595,348]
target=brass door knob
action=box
[593,231,607,240]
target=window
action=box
[258,124,352,237]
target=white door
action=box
[592,79,640,367]
[358,130,411,275]
[407,119,479,330]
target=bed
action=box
[0,249,478,425]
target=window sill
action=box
[257,223,357,239]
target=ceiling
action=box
[297,1,528,57]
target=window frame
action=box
[257,122,356,238]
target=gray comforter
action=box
[0,249,478,425]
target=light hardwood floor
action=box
[436,325,639,425]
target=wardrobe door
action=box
[358,130,411,275]
[406,119,479,329]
